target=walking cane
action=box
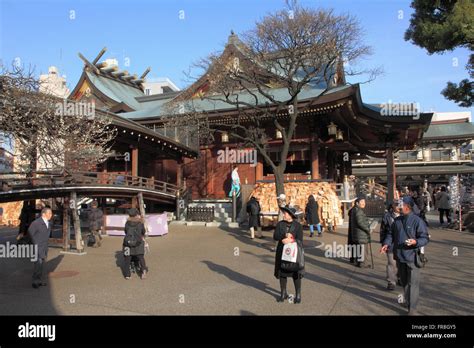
[369,241,374,269]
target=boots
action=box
[294,278,301,304]
[277,278,288,302]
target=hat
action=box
[355,194,366,203]
[402,196,415,207]
[280,205,297,219]
[128,208,139,217]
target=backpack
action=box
[124,224,142,248]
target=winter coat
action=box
[28,217,52,259]
[305,196,320,225]
[350,206,370,244]
[383,212,429,264]
[88,207,104,231]
[246,197,261,228]
[436,191,451,210]
[122,216,146,256]
[273,220,305,279]
[380,210,399,250]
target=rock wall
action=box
[0,201,23,226]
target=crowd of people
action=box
[244,185,432,314]
[17,179,444,314]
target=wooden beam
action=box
[92,47,107,65]
[140,67,151,79]
[78,52,99,74]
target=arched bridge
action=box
[0,171,179,204]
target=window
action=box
[431,149,451,161]
[398,151,418,162]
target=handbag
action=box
[87,233,96,247]
[280,222,305,272]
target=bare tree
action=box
[0,62,117,174]
[164,1,380,197]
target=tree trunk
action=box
[274,167,285,197]
[70,192,83,252]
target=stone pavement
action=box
[0,214,473,315]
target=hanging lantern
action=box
[328,122,337,136]
[221,132,229,143]
[336,129,344,141]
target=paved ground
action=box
[0,213,473,315]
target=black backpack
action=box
[124,224,142,248]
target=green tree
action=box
[405,0,473,107]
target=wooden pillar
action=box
[256,157,264,181]
[131,147,139,177]
[319,147,327,179]
[327,149,335,181]
[70,192,83,252]
[176,158,183,188]
[387,148,396,203]
[62,197,70,251]
[137,192,149,235]
[311,138,320,180]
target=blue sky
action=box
[0,0,472,113]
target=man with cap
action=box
[349,195,371,267]
[381,196,429,315]
[380,200,401,290]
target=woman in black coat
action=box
[123,208,148,280]
[273,205,304,304]
[246,196,262,239]
[305,195,320,237]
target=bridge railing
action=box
[0,171,179,196]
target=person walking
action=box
[246,196,262,239]
[380,201,400,290]
[88,201,104,248]
[381,196,429,315]
[350,195,371,268]
[123,208,148,280]
[273,205,304,304]
[305,195,321,237]
[28,207,53,289]
[436,186,451,225]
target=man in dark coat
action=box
[246,196,262,239]
[28,207,53,289]
[381,196,429,315]
[350,195,371,268]
[123,208,148,280]
[305,195,321,237]
[273,205,304,304]
[88,201,104,247]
